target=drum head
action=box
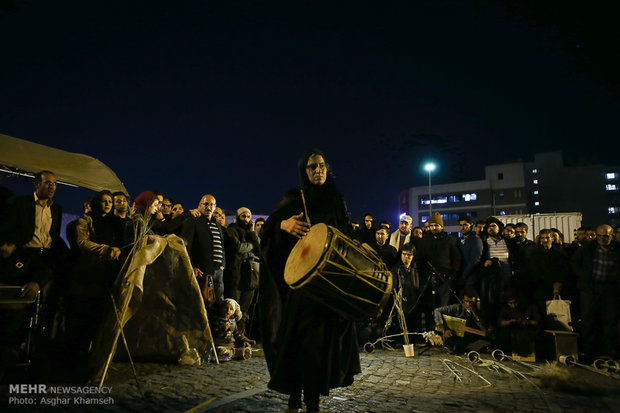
[284,223,329,287]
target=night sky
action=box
[1,1,619,225]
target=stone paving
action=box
[3,345,620,412]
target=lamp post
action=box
[424,162,436,217]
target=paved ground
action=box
[3,345,620,413]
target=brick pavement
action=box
[3,346,620,412]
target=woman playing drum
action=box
[259,148,360,413]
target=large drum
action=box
[284,223,392,320]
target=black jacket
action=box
[181,215,226,275]
[570,240,620,293]
[225,221,260,292]
[417,230,461,281]
[4,194,64,250]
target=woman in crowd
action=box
[66,190,124,380]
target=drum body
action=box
[284,223,392,320]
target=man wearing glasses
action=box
[181,194,226,304]
[571,224,619,359]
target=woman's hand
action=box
[280,213,311,239]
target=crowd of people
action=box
[0,171,261,381]
[1,163,619,409]
[352,211,620,361]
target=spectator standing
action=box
[390,243,423,331]
[224,207,261,335]
[479,217,514,325]
[389,215,413,252]
[571,224,619,358]
[523,229,568,322]
[112,192,129,220]
[255,217,265,235]
[417,212,461,308]
[369,227,398,268]
[457,216,483,291]
[181,194,226,304]
[66,190,124,380]
[214,206,227,228]
[354,213,376,244]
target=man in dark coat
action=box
[457,216,483,292]
[570,224,619,358]
[417,212,461,309]
[523,229,568,325]
[390,243,423,331]
[4,171,66,260]
[259,148,360,413]
[369,226,398,268]
[181,194,226,303]
[224,207,260,335]
[353,213,376,244]
[3,171,69,341]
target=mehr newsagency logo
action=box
[8,384,114,407]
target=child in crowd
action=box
[211,298,255,361]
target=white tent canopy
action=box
[0,133,128,194]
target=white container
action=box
[403,344,415,357]
[494,212,582,243]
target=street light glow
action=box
[423,161,436,217]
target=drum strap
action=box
[300,189,312,226]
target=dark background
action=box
[1,1,619,226]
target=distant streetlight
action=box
[424,162,436,217]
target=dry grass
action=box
[533,362,617,395]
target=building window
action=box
[607,173,618,180]
[534,190,539,195]
[533,179,538,184]
[534,201,540,206]
[448,195,460,203]
[498,192,505,199]
[532,169,538,174]
[462,193,477,202]
[420,196,448,205]
[498,173,504,180]
[499,211,506,216]
[606,184,618,191]
[609,207,619,214]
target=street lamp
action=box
[424,162,436,216]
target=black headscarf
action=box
[296,148,349,230]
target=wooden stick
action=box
[300,189,312,226]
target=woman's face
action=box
[171,203,184,219]
[100,194,113,215]
[305,154,327,186]
[148,198,161,215]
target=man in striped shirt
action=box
[479,217,514,328]
[181,194,226,305]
